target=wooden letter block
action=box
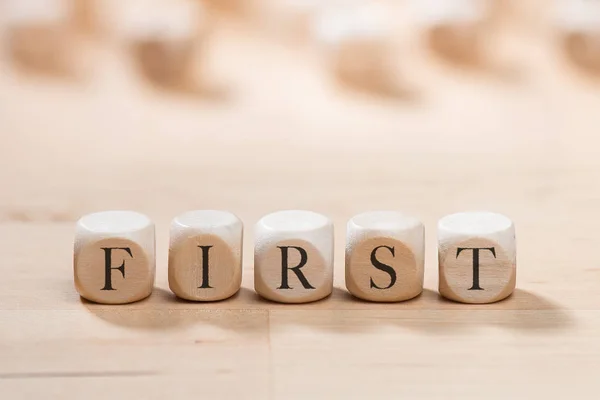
[556,0,600,68]
[258,0,321,43]
[412,0,489,26]
[254,210,333,303]
[438,211,516,304]
[313,4,396,91]
[412,0,491,63]
[4,0,72,72]
[121,0,206,86]
[346,211,424,302]
[74,211,155,304]
[169,210,243,301]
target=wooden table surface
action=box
[1,2,600,398]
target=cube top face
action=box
[256,210,333,252]
[4,0,69,26]
[438,211,515,256]
[412,0,489,25]
[438,211,516,304]
[174,209,240,227]
[346,212,424,302]
[258,210,331,234]
[77,211,153,235]
[313,3,390,47]
[74,211,155,304]
[120,0,204,41]
[254,210,334,304]
[171,210,242,246]
[349,211,423,233]
[169,210,243,302]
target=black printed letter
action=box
[456,247,496,290]
[197,245,213,289]
[100,247,132,290]
[369,245,397,290]
[277,246,315,290]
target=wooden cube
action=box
[74,211,155,304]
[556,0,600,67]
[120,0,206,86]
[412,0,490,25]
[412,0,491,62]
[438,211,516,304]
[169,210,243,301]
[258,0,321,43]
[345,211,424,302]
[313,4,396,89]
[254,210,333,303]
[4,0,72,72]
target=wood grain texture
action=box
[1,0,600,398]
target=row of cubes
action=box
[73,209,516,305]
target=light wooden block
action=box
[312,3,395,87]
[169,210,243,301]
[411,0,490,26]
[2,0,70,27]
[556,0,600,67]
[438,211,516,304]
[73,211,155,304]
[254,210,333,303]
[411,0,491,63]
[258,0,321,43]
[3,0,72,70]
[345,211,424,302]
[120,0,206,85]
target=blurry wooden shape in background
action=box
[119,0,210,93]
[254,0,322,45]
[412,0,494,67]
[313,2,415,99]
[201,0,253,19]
[556,0,600,75]
[71,0,97,36]
[2,0,76,77]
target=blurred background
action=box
[0,0,599,273]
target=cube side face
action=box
[439,237,516,304]
[346,237,423,302]
[133,39,195,84]
[169,233,242,301]
[4,0,71,70]
[8,25,70,70]
[122,0,206,86]
[74,237,154,304]
[254,239,333,304]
